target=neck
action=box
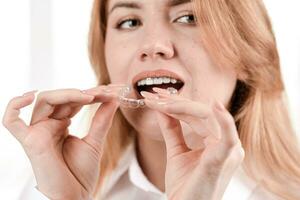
[135,133,167,192]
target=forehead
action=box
[107,0,192,14]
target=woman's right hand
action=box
[2,85,123,200]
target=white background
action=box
[0,1,299,199]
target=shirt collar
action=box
[102,140,257,200]
[128,141,164,195]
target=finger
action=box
[2,91,36,141]
[83,85,126,102]
[142,91,221,139]
[46,85,125,120]
[82,84,127,95]
[153,87,180,96]
[48,86,124,120]
[155,111,189,159]
[30,89,95,125]
[67,105,83,118]
[213,101,240,148]
[24,118,71,150]
[49,104,79,119]
[108,83,128,87]
[152,87,182,101]
[83,100,119,153]
[38,118,71,137]
[142,91,210,117]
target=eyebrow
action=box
[109,0,192,15]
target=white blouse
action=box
[20,141,282,200]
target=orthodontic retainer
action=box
[118,86,146,108]
[117,85,178,109]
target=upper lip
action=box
[132,69,185,87]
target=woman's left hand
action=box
[142,88,245,200]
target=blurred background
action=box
[0,0,299,199]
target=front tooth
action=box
[170,78,177,84]
[163,77,171,84]
[157,77,163,84]
[153,78,160,84]
[137,77,178,86]
[146,78,154,85]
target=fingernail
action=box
[215,101,225,111]
[23,90,38,96]
[152,87,168,94]
[140,91,159,99]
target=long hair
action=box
[88,0,300,199]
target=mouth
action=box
[132,69,185,98]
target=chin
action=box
[120,107,206,149]
[120,106,165,141]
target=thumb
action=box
[155,111,189,159]
[83,101,119,153]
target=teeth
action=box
[137,76,180,86]
[146,78,153,85]
[171,78,177,84]
[163,77,171,84]
[153,77,162,84]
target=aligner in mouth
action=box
[118,85,178,108]
[118,86,146,108]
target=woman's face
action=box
[105,0,237,143]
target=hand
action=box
[142,88,245,200]
[2,85,123,200]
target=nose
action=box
[138,30,175,61]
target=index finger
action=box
[142,91,221,139]
[30,89,95,125]
[2,91,36,141]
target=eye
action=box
[174,14,196,24]
[116,18,141,30]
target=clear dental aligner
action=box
[118,86,146,108]
[166,87,178,95]
[117,85,178,109]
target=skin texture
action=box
[105,0,237,143]
[2,86,124,200]
[105,0,242,195]
[2,0,245,199]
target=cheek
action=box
[176,36,237,104]
[104,34,134,83]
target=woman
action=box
[3,0,300,199]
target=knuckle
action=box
[220,116,240,149]
[227,137,239,149]
[2,99,18,127]
[36,91,48,101]
[224,138,239,150]
[223,113,235,126]
[7,96,20,107]
[2,118,9,128]
[228,143,245,163]
[208,143,245,168]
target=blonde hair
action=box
[88,0,300,199]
